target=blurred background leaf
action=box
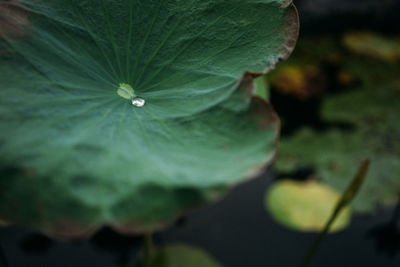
[269,34,400,214]
[265,179,351,232]
[120,244,222,267]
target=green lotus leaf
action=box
[0,0,298,237]
[265,179,351,232]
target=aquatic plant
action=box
[0,0,298,237]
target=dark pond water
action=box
[1,171,399,267]
[294,0,400,34]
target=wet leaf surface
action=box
[0,0,298,237]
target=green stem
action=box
[141,232,153,267]
[300,159,370,267]
[300,208,340,267]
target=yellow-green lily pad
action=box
[265,180,351,232]
[343,32,400,62]
[149,244,222,267]
[122,244,222,267]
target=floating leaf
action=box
[0,0,298,237]
[275,86,400,213]
[121,244,222,267]
[343,32,400,62]
[270,65,326,99]
[336,71,355,86]
[145,244,222,267]
[272,34,400,214]
[300,160,370,267]
[265,180,351,232]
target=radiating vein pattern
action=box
[0,0,297,235]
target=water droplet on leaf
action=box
[132,97,145,107]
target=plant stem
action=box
[141,231,153,267]
[300,159,370,267]
[300,206,339,267]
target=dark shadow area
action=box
[275,167,315,181]
[0,243,9,267]
[0,172,399,266]
[90,227,142,265]
[19,233,53,253]
[369,198,400,257]
[270,87,355,136]
[294,0,400,34]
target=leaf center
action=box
[117,83,135,100]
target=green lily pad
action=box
[272,35,400,214]
[343,32,400,62]
[270,64,326,98]
[274,71,400,214]
[265,180,351,232]
[138,244,222,267]
[0,0,298,237]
